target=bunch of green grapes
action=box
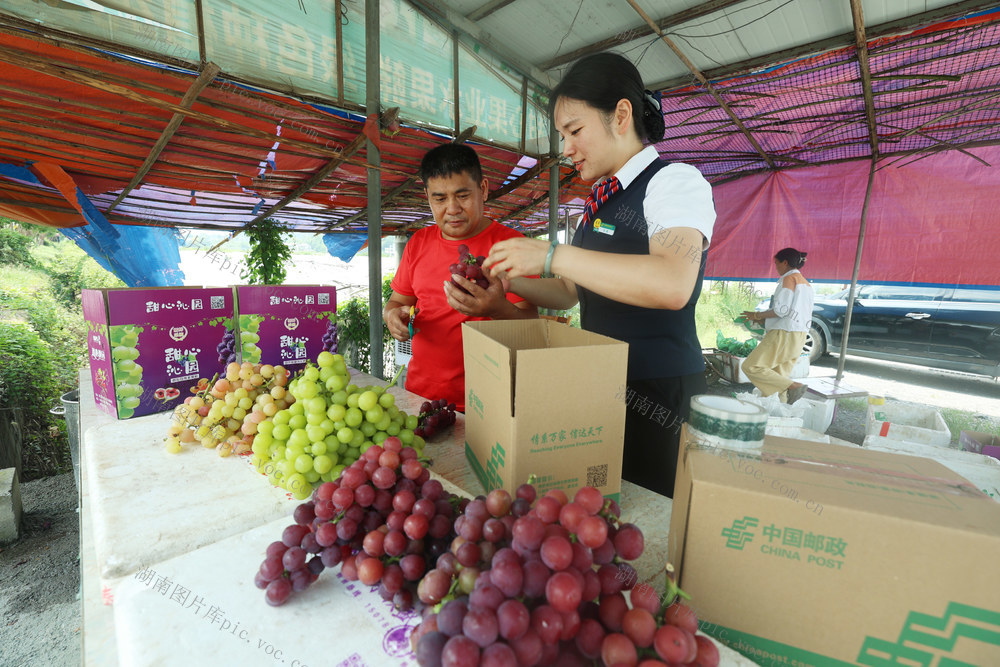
[165,362,291,456]
[109,324,144,418]
[239,314,265,364]
[249,351,423,500]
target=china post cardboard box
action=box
[83,287,234,419]
[668,428,1000,667]
[462,320,627,502]
[233,285,336,368]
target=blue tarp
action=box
[0,161,184,286]
[322,233,368,262]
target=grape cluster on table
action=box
[450,244,490,292]
[255,435,453,607]
[254,446,720,666]
[166,361,291,457]
[416,399,457,438]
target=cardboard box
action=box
[960,430,1000,462]
[462,320,627,502]
[83,287,234,419]
[233,285,336,367]
[669,427,1000,667]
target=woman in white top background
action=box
[741,248,814,404]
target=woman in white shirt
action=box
[741,248,814,403]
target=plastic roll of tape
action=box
[688,394,767,450]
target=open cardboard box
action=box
[668,426,1000,666]
[462,319,627,501]
[960,430,1000,462]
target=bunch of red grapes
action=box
[253,435,462,608]
[409,485,721,667]
[255,448,721,666]
[416,399,457,438]
[450,244,490,292]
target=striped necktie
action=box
[584,176,621,226]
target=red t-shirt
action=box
[392,220,526,411]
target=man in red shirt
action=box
[384,144,537,410]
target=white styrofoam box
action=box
[799,397,836,434]
[729,355,751,383]
[766,425,830,443]
[863,435,1000,502]
[790,354,810,379]
[767,416,804,429]
[866,402,950,446]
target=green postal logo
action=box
[721,516,759,550]
[858,602,1000,665]
[468,389,485,419]
[485,442,506,491]
[721,515,848,570]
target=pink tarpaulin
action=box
[706,145,1000,286]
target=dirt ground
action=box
[0,472,81,666]
[0,355,996,666]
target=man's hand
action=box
[444,266,510,318]
[384,304,413,341]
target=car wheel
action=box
[803,325,826,364]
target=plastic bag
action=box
[716,330,758,357]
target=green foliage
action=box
[939,408,1000,444]
[0,322,70,479]
[696,281,762,349]
[0,227,38,267]
[0,227,121,479]
[241,218,293,285]
[0,265,85,388]
[31,240,126,308]
[336,275,395,376]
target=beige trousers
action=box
[741,329,807,402]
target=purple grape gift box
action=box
[82,287,235,419]
[233,285,336,368]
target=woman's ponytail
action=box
[775,247,807,269]
[642,89,666,143]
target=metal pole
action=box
[548,130,559,241]
[836,157,877,381]
[544,123,560,317]
[366,0,383,379]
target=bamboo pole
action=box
[625,0,776,170]
[107,63,222,213]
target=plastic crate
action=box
[866,402,950,446]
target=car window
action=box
[862,286,948,301]
[950,288,1000,304]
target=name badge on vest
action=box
[592,219,616,236]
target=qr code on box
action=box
[587,464,607,488]
[318,292,330,305]
[210,296,224,309]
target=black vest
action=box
[571,159,707,380]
